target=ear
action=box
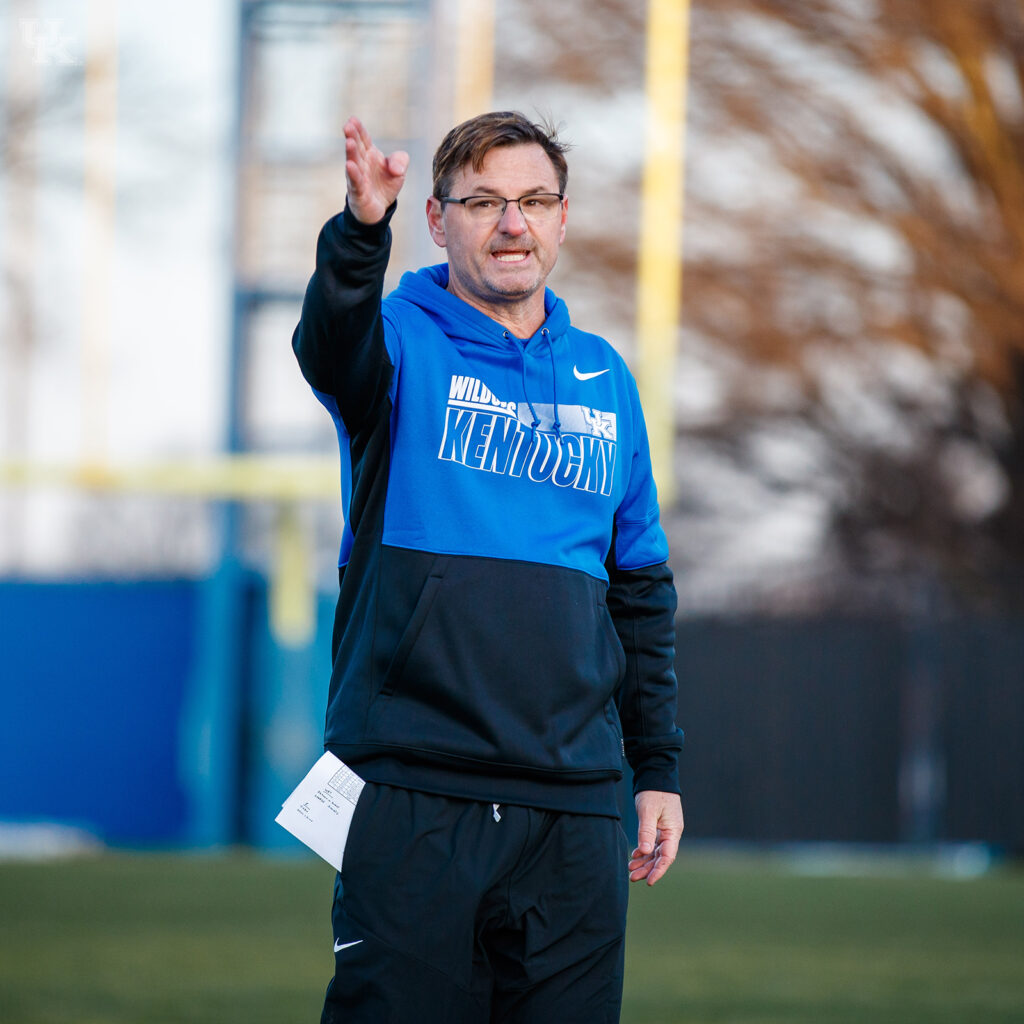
[426,197,447,248]
[558,196,568,245]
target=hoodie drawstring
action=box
[543,329,562,438]
[509,328,561,441]
[509,330,542,440]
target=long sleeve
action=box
[291,203,397,432]
[606,557,683,796]
[605,377,683,797]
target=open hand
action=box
[344,115,409,225]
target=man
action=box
[293,111,684,1023]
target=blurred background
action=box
[1,0,1022,859]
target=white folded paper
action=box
[275,752,365,871]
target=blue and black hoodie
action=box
[292,204,682,818]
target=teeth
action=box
[495,252,528,262]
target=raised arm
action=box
[291,117,410,429]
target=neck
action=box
[445,280,547,339]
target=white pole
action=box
[80,0,119,464]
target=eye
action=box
[467,197,500,210]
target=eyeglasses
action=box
[440,192,565,224]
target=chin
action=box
[484,275,542,300]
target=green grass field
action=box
[1,849,1022,1023]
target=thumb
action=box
[387,150,410,179]
[636,816,658,855]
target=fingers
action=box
[344,115,372,169]
[643,827,675,884]
[344,127,368,196]
[628,848,652,882]
[344,120,376,188]
[627,831,679,886]
[343,116,409,224]
[343,116,365,167]
[347,114,371,150]
[630,791,685,886]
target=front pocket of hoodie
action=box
[368,554,626,774]
[378,557,448,697]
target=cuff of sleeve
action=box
[340,200,397,241]
[626,731,683,798]
[631,763,681,799]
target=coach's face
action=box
[426,143,568,324]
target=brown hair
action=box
[431,111,569,199]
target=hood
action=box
[390,263,572,352]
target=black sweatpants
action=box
[321,783,629,1024]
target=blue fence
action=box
[1,581,196,844]
[2,580,1021,852]
[1,577,329,851]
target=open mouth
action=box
[493,251,530,263]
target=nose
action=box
[497,199,528,235]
